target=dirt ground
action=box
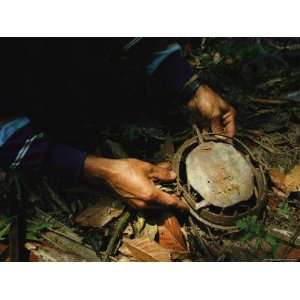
[1,37,300,262]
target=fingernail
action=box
[170,171,176,178]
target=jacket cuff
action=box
[44,144,87,185]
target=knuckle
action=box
[165,200,174,207]
[230,106,237,116]
[137,202,146,209]
[130,200,146,209]
[159,168,169,178]
[212,111,222,119]
[157,161,171,168]
[141,189,155,201]
[149,165,155,173]
[163,196,176,206]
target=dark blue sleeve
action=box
[0,116,87,185]
[146,42,198,104]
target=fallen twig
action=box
[282,224,300,259]
[35,207,83,242]
[42,231,101,261]
[267,225,300,248]
[9,173,27,261]
[25,242,87,262]
[247,108,278,118]
[188,216,214,261]
[238,133,279,154]
[266,39,300,51]
[249,98,287,105]
[103,211,131,261]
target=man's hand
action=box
[84,155,188,211]
[186,85,237,138]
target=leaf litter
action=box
[1,38,300,261]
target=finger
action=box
[149,166,176,182]
[151,189,188,211]
[222,111,233,120]
[155,161,172,170]
[223,112,236,138]
[223,115,233,126]
[224,121,236,138]
[202,126,210,134]
[211,115,224,134]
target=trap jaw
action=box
[172,131,267,232]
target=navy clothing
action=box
[0,38,198,185]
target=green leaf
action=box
[0,223,11,241]
[277,202,290,219]
[26,232,41,241]
[236,219,248,230]
[265,235,277,247]
[255,238,262,249]
[0,215,12,241]
[26,221,49,233]
[25,220,50,241]
[241,232,254,241]
[0,215,12,228]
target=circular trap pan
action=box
[172,133,267,231]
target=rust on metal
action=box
[172,133,267,231]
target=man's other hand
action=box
[186,85,237,138]
[84,156,188,211]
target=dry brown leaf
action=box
[213,52,222,64]
[158,213,187,253]
[285,165,300,193]
[224,58,234,65]
[141,222,158,241]
[276,245,300,260]
[123,223,134,238]
[118,244,137,261]
[0,243,8,261]
[271,187,288,198]
[42,231,101,261]
[269,168,287,192]
[284,248,300,260]
[119,243,134,257]
[269,165,300,199]
[26,242,86,262]
[133,213,146,235]
[0,243,7,254]
[133,213,157,240]
[122,237,171,262]
[266,192,284,209]
[75,194,124,228]
[116,254,136,262]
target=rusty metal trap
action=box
[172,128,267,232]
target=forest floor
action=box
[1,37,300,262]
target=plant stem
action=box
[103,211,131,262]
